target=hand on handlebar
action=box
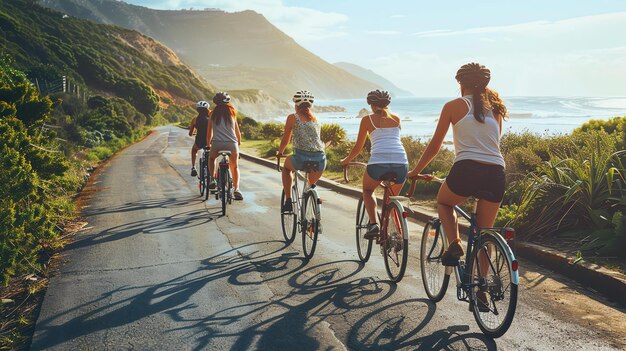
[408,172,435,181]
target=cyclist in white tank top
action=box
[408,63,507,309]
[341,90,409,239]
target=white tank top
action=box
[367,115,409,165]
[452,96,505,167]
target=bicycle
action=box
[417,176,518,338]
[214,151,234,216]
[197,146,210,201]
[343,162,417,283]
[276,154,322,259]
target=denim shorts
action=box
[291,149,326,172]
[366,163,408,184]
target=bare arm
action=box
[188,117,196,137]
[408,103,452,177]
[278,114,296,155]
[341,117,371,166]
[234,117,242,145]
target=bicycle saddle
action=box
[302,161,319,173]
[379,171,398,182]
[218,150,232,156]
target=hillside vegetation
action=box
[41,0,380,101]
[0,0,215,114]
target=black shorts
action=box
[446,160,505,203]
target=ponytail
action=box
[296,103,317,122]
[472,87,486,123]
[372,104,391,118]
[210,102,236,126]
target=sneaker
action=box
[441,239,464,266]
[191,167,197,177]
[363,223,380,240]
[233,189,244,200]
[208,179,217,190]
[282,199,293,213]
[476,290,490,312]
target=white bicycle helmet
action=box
[196,101,209,109]
[293,90,314,107]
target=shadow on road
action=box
[35,237,498,350]
[65,209,213,251]
[82,196,201,216]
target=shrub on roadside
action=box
[512,131,625,257]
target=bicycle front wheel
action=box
[470,232,518,338]
[420,219,450,302]
[280,187,297,244]
[383,200,408,282]
[301,190,320,259]
[355,198,373,263]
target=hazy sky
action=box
[126,0,626,97]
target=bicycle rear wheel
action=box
[355,198,373,263]
[420,219,450,302]
[280,186,297,244]
[470,232,518,338]
[219,166,227,216]
[383,200,408,282]
[198,159,206,196]
[301,190,320,259]
[204,159,211,201]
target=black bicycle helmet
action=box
[213,91,231,105]
[196,101,209,109]
[366,90,391,107]
[455,63,491,88]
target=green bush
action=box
[512,131,625,257]
[0,68,68,284]
[320,123,347,148]
[260,122,284,141]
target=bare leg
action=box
[307,170,323,187]
[209,150,218,180]
[230,150,240,189]
[282,157,295,199]
[476,199,501,277]
[191,144,199,167]
[436,181,467,245]
[362,171,380,224]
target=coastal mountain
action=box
[40,0,380,101]
[0,0,214,110]
[334,62,413,97]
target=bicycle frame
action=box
[276,155,319,229]
[432,200,520,301]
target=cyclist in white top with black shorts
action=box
[408,63,508,268]
[341,90,409,239]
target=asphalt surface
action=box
[31,126,626,350]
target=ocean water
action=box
[311,96,626,141]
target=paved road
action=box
[31,126,626,350]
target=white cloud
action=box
[412,12,626,38]
[138,0,349,42]
[366,30,401,35]
[390,14,405,19]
